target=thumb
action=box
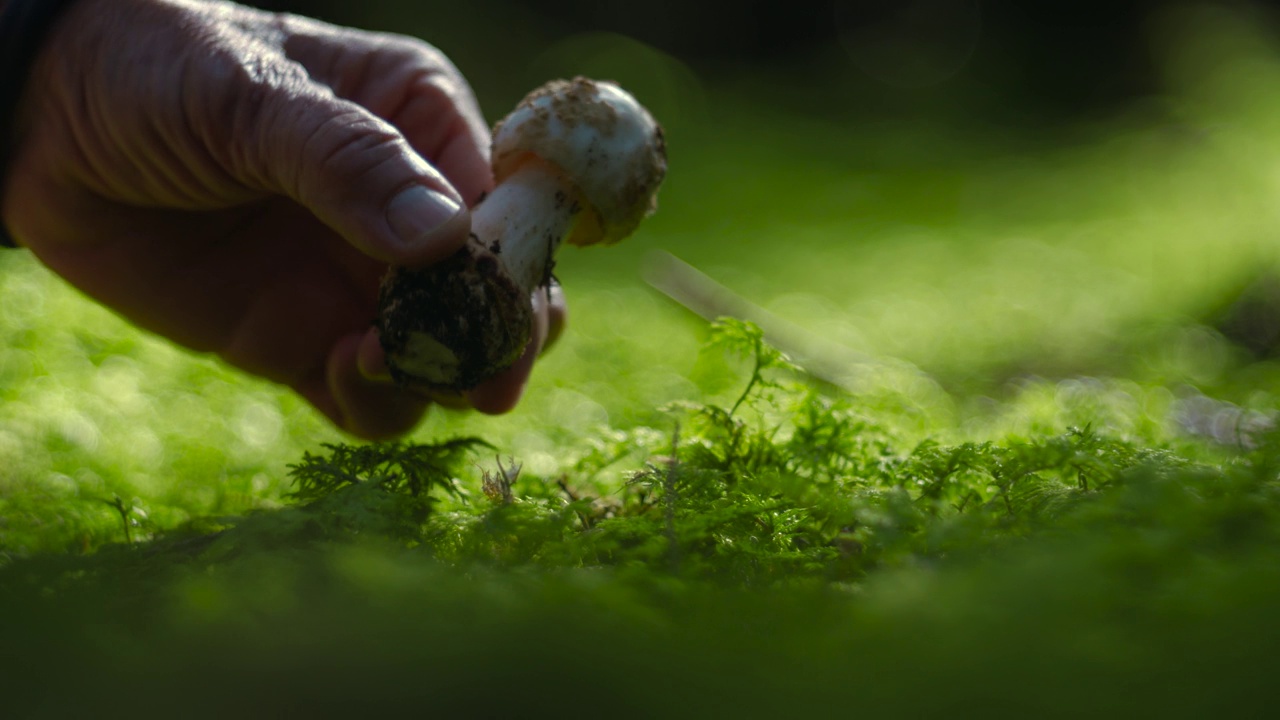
[243,85,470,266]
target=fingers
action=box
[542,282,568,354]
[279,24,494,206]
[237,78,474,266]
[310,284,564,437]
[326,333,431,440]
[468,285,559,414]
[216,21,501,267]
[348,282,568,424]
[351,320,535,418]
[210,16,560,430]
[192,25,471,267]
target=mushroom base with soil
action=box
[376,241,530,393]
[376,77,666,394]
[377,158,582,391]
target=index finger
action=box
[278,18,493,205]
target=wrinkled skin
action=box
[0,0,565,439]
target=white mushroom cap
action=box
[491,77,667,246]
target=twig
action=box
[642,250,935,393]
[106,495,133,544]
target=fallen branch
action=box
[642,249,935,394]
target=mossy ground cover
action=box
[5,8,1280,717]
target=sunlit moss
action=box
[6,9,1280,714]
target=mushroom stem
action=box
[471,157,581,295]
[375,158,583,392]
[377,76,666,393]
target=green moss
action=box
[8,11,1280,713]
[5,317,1280,716]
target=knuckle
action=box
[297,111,405,199]
[199,47,314,175]
[379,36,468,98]
[383,35,453,72]
[308,112,399,171]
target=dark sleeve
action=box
[1,0,86,248]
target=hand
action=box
[0,0,566,439]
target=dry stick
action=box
[641,250,936,394]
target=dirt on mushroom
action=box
[377,77,667,392]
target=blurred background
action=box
[9,6,1280,710]
[9,0,1280,550]
[233,0,1280,399]
[257,0,1168,127]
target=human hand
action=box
[0,0,565,439]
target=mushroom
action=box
[377,77,667,392]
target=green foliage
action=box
[107,319,1198,595]
[5,315,1280,717]
[10,14,1280,713]
[208,438,495,548]
[288,438,489,503]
